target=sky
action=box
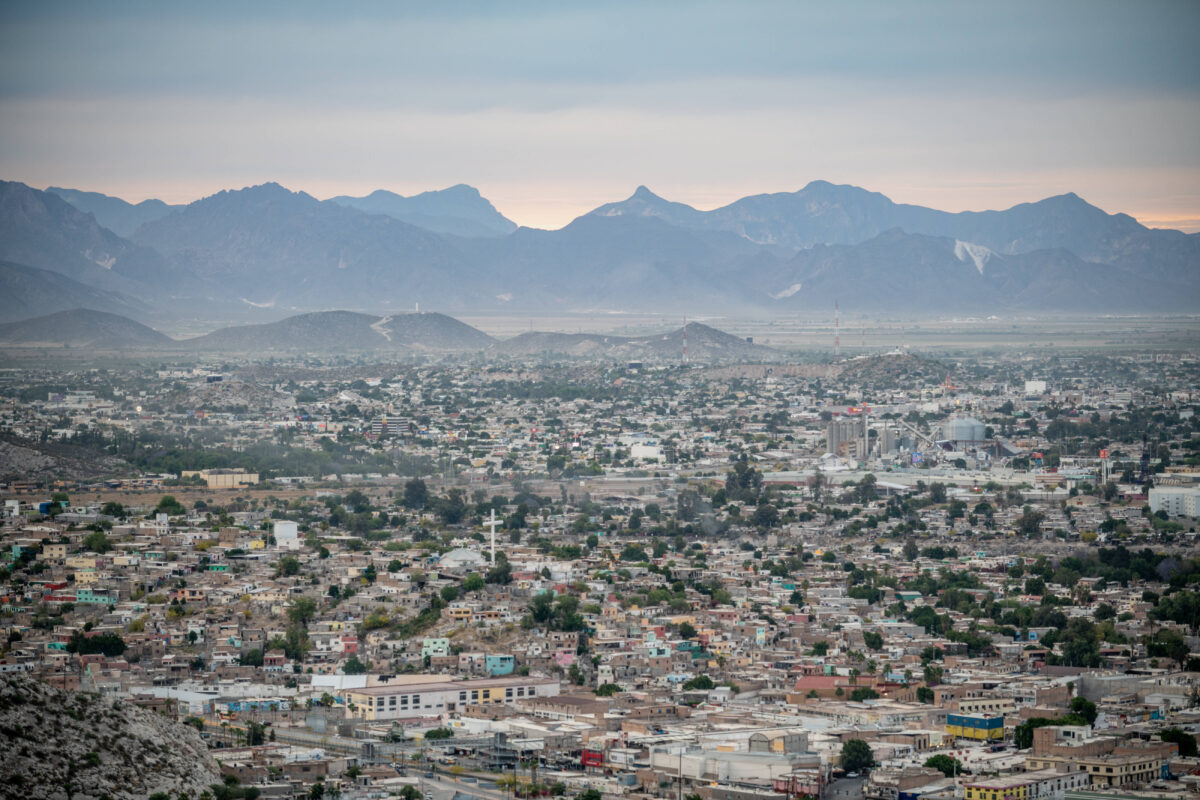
[1,1,1198,231]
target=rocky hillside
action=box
[0,434,130,482]
[0,308,173,348]
[491,321,778,362]
[0,673,221,800]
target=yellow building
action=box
[343,676,559,721]
[965,768,1089,800]
[946,713,1004,741]
[181,468,259,488]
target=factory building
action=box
[827,415,869,460]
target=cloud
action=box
[0,1,1197,229]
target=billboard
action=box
[911,452,923,465]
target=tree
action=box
[288,597,317,627]
[1057,618,1101,668]
[862,631,883,651]
[462,573,485,592]
[1147,628,1189,665]
[276,555,301,577]
[1017,506,1045,537]
[403,478,429,509]
[246,721,266,746]
[424,727,454,740]
[82,530,113,554]
[916,686,935,703]
[928,482,947,504]
[1070,696,1098,726]
[809,641,829,657]
[902,540,919,561]
[595,683,622,697]
[343,656,369,675]
[155,495,187,516]
[751,503,779,528]
[682,675,715,691]
[66,631,126,657]
[840,739,874,773]
[850,687,879,702]
[1159,728,1198,758]
[678,622,697,640]
[100,501,125,518]
[923,754,962,777]
[241,648,264,667]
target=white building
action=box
[273,520,300,549]
[1148,486,1200,517]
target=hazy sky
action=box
[2,1,1198,231]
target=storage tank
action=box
[942,416,986,443]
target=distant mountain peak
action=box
[327,184,516,237]
[631,185,662,200]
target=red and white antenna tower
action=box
[834,301,841,359]
[682,316,689,364]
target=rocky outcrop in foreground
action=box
[0,673,221,800]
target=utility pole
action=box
[488,509,498,565]
[678,748,684,800]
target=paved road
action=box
[825,777,866,800]
[422,773,508,800]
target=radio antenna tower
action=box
[834,301,841,359]
[682,316,689,364]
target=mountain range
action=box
[2,178,1195,319]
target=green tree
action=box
[1070,696,1098,726]
[923,755,961,777]
[902,540,919,561]
[246,721,266,746]
[840,739,875,773]
[595,683,622,697]
[1159,728,1198,757]
[863,631,883,651]
[82,530,113,554]
[288,597,317,627]
[403,478,429,509]
[155,495,187,515]
[678,622,697,639]
[682,675,715,691]
[66,631,126,657]
[1057,618,1101,667]
[343,656,369,675]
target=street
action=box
[825,777,866,800]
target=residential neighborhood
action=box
[1,349,1198,800]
